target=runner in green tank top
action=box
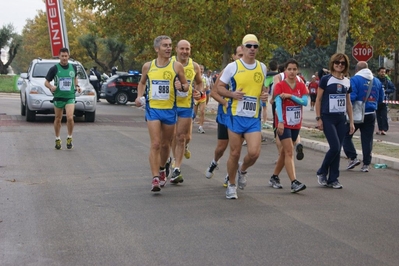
[45,48,82,150]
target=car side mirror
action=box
[20,73,28,79]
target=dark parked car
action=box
[100,71,141,105]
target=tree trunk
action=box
[336,0,349,54]
[222,43,232,69]
[0,61,7,74]
[221,7,233,69]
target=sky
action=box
[0,0,45,34]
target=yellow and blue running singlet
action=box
[228,59,264,119]
[146,59,177,109]
[171,56,194,108]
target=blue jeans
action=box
[376,103,389,132]
[343,113,375,165]
[317,114,347,184]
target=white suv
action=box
[20,58,97,122]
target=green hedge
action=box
[0,75,19,93]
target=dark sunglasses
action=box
[245,44,259,49]
[334,60,346,66]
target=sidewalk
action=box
[205,98,399,171]
[0,92,19,98]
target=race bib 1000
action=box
[236,96,257,117]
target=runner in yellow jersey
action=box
[205,45,243,186]
[217,34,268,199]
[168,40,203,184]
[135,35,189,192]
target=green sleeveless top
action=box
[54,63,76,99]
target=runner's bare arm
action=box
[193,62,203,92]
[174,62,189,92]
[135,62,150,107]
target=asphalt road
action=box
[1,96,399,266]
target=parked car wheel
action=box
[115,92,128,105]
[25,100,36,122]
[85,111,95,122]
[20,97,26,116]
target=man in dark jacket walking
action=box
[375,67,395,135]
[90,66,102,102]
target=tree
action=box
[0,24,22,74]
[79,34,126,73]
[76,0,399,68]
[15,0,399,77]
[76,0,280,69]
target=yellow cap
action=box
[242,34,259,45]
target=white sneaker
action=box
[205,161,218,179]
[226,183,238,199]
[237,163,247,190]
[198,126,205,134]
[360,164,369,172]
[262,122,272,129]
[347,158,361,170]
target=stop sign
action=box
[352,42,373,62]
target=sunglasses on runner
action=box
[245,44,259,49]
[333,61,346,66]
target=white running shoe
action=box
[226,183,238,199]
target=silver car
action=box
[20,58,97,122]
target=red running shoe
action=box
[151,177,161,192]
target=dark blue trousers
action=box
[317,115,347,184]
[343,113,375,165]
[376,103,389,132]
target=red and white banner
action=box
[383,100,399,105]
[45,0,69,57]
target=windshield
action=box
[75,64,87,79]
[32,62,88,79]
[32,63,55,78]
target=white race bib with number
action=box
[236,96,257,117]
[329,94,346,113]
[151,80,170,100]
[59,77,72,91]
[286,106,301,126]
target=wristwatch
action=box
[315,116,321,121]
